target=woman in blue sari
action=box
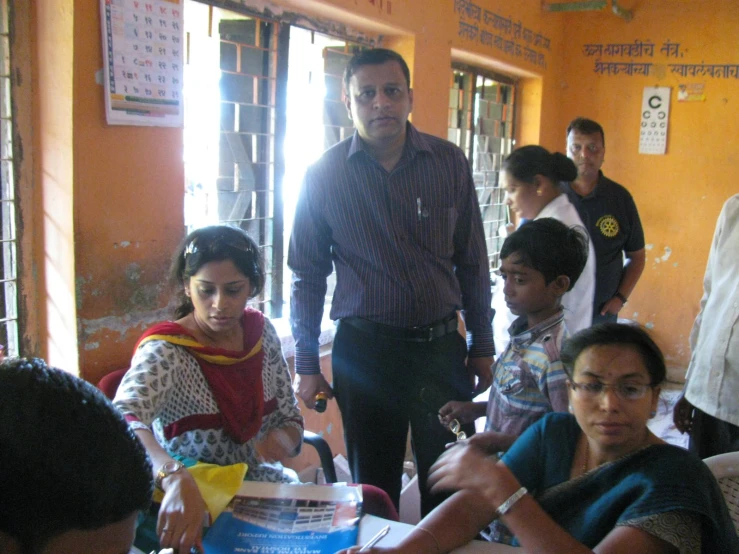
[340,323,739,553]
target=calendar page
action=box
[100,0,184,126]
[638,87,670,155]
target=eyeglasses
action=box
[419,387,467,442]
[448,418,467,441]
[184,233,258,260]
[569,381,653,401]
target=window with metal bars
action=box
[184,1,363,319]
[449,66,515,271]
[0,0,18,357]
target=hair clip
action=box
[184,241,197,258]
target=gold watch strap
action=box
[155,460,184,490]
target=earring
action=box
[568,404,574,413]
[536,189,543,196]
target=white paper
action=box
[639,86,670,155]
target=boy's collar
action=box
[509,308,565,345]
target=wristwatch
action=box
[614,291,628,305]
[155,460,185,490]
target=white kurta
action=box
[685,194,739,427]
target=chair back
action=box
[704,452,739,535]
[97,368,128,400]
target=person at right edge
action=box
[561,117,646,324]
[288,48,494,517]
[673,194,739,458]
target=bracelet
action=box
[614,291,628,305]
[496,486,528,516]
[415,527,441,554]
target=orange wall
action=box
[33,0,78,371]
[556,0,739,372]
[22,0,185,379]
[71,0,185,383]
[20,0,735,381]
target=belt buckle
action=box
[410,324,433,342]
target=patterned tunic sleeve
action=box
[113,339,183,432]
[259,318,304,448]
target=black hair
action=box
[500,217,588,292]
[343,48,411,93]
[501,145,578,184]
[0,358,152,552]
[566,117,606,148]
[560,323,667,385]
[169,225,266,319]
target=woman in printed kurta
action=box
[113,225,303,553]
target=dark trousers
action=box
[689,408,739,459]
[331,320,474,517]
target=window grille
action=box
[449,66,515,270]
[0,0,18,356]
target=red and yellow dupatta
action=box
[134,308,266,444]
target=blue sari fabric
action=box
[501,413,739,552]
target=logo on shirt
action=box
[596,215,620,238]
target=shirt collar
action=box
[578,170,606,199]
[537,194,571,218]
[346,122,433,162]
[508,309,565,349]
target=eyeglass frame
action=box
[448,418,467,441]
[183,233,259,260]
[568,380,655,401]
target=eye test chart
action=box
[100,0,184,126]
[639,86,670,155]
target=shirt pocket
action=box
[414,205,457,258]
[495,366,548,417]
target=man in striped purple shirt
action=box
[288,48,494,516]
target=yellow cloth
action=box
[153,462,248,521]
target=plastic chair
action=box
[704,452,739,535]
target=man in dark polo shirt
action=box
[561,117,645,324]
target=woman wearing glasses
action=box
[114,225,303,554]
[344,323,738,553]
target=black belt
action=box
[341,313,458,343]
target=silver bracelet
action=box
[496,486,528,516]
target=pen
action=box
[359,524,391,551]
[417,197,422,220]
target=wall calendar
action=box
[100,0,184,126]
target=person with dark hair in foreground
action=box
[114,224,303,553]
[340,324,739,553]
[0,357,152,554]
[289,48,493,516]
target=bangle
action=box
[614,292,628,305]
[496,486,528,516]
[415,527,441,554]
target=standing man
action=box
[674,194,739,458]
[288,48,493,515]
[561,117,646,324]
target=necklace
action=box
[582,440,590,474]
